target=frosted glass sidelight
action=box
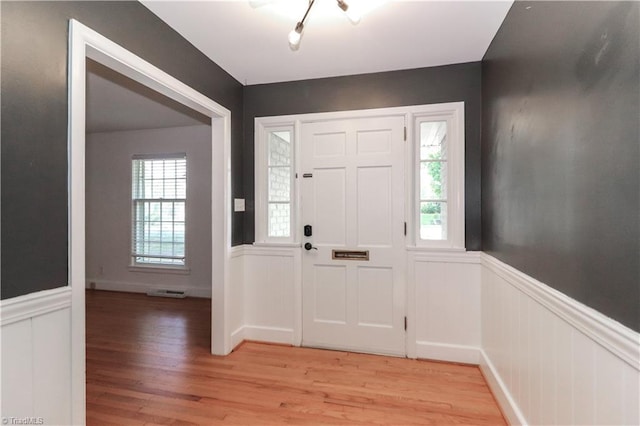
[268,203,291,237]
[266,129,293,238]
[268,166,291,202]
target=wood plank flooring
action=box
[86,290,506,425]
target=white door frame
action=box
[255,102,465,358]
[68,19,232,423]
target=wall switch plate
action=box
[234,198,245,212]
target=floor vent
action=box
[146,289,187,298]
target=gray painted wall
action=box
[482,1,639,331]
[86,126,212,296]
[243,63,483,249]
[1,1,244,299]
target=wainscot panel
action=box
[481,253,640,426]
[0,287,72,424]
[409,251,482,364]
[239,245,300,345]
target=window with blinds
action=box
[131,154,187,267]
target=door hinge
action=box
[404,222,407,236]
[403,126,407,141]
[404,316,407,331]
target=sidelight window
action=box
[414,103,465,249]
[267,131,293,237]
[255,123,295,243]
[419,121,448,240]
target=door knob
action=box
[304,242,318,251]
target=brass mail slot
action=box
[332,250,370,261]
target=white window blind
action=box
[131,154,187,266]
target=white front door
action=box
[301,115,406,356]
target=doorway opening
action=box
[84,57,214,415]
[69,19,231,423]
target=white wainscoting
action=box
[4,250,637,426]
[481,253,640,426]
[408,250,482,363]
[232,245,300,347]
[0,287,73,425]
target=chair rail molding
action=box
[0,287,72,327]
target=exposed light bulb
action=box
[288,22,304,50]
[337,0,361,24]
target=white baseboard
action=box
[415,341,481,365]
[479,349,527,426]
[241,325,294,345]
[230,326,245,350]
[86,279,211,298]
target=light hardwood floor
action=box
[86,290,506,425]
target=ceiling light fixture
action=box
[336,0,361,24]
[288,0,361,50]
[288,0,314,50]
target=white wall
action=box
[86,125,212,297]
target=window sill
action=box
[252,242,301,248]
[406,246,466,253]
[128,265,191,275]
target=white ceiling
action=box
[87,1,513,132]
[141,0,513,85]
[86,60,208,133]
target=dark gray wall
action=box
[482,1,639,331]
[243,63,483,249]
[1,1,244,299]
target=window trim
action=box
[130,153,189,269]
[412,103,465,249]
[255,121,296,244]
